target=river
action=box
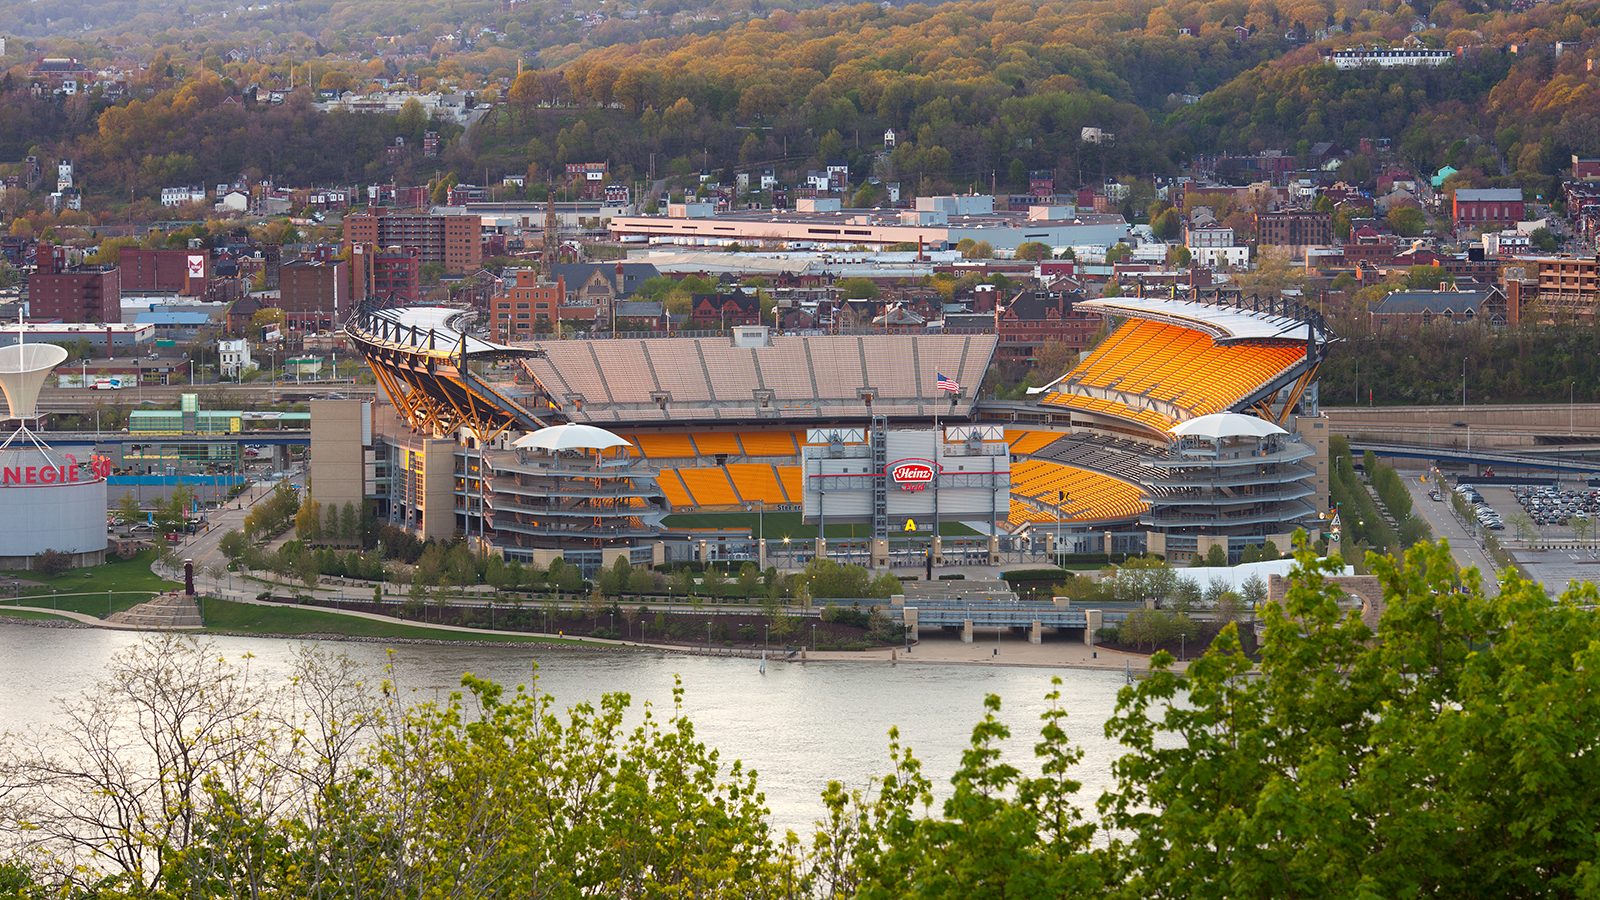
[0,624,1135,835]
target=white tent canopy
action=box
[1169,413,1287,440]
[512,423,634,452]
[0,343,67,420]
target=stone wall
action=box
[1267,572,1384,631]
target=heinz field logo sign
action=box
[889,459,937,491]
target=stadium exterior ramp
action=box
[346,302,548,441]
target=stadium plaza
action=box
[324,294,1335,579]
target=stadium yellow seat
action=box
[677,468,740,507]
[631,433,698,458]
[777,466,802,503]
[725,464,787,505]
[1005,430,1064,455]
[689,433,742,455]
[657,469,694,508]
[738,432,801,457]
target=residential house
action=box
[547,262,662,327]
[993,289,1099,360]
[689,288,760,328]
[161,186,207,207]
[1370,286,1507,329]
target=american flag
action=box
[937,373,960,392]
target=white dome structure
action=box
[513,423,634,453]
[1169,412,1288,441]
[0,342,68,420]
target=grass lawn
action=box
[0,551,180,618]
[201,597,572,643]
[662,511,981,538]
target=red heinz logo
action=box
[889,459,937,490]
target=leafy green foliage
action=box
[10,542,1600,897]
[1103,538,1600,899]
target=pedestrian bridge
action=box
[892,596,1146,644]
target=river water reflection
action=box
[0,625,1134,834]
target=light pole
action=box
[1056,490,1068,561]
[707,620,712,649]
[1462,357,1467,408]
[811,623,817,651]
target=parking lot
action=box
[1439,478,1600,599]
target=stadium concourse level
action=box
[515,332,998,423]
[1034,295,1328,437]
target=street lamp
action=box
[811,623,817,651]
[1056,490,1068,561]
[707,620,713,649]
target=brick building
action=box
[120,248,210,295]
[547,262,661,329]
[492,270,566,341]
[994,290,1099,360]
[1255,209,1333,255]
[30,243,120,323]
[342,212,481,274]
[278,259,348,330]
[349,244,420,303]
[690,289,760,328]
[1452,188,1525,227]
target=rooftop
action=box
[1076,296,1316,342]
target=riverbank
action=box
[0,605,1184,674]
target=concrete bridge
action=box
[1349,440,1600,474]
[896,596,1117,645]
[1325,403,1600,453]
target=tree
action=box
[116,491,143,524]
[30,549,70,579]
[1529,226,1558,252]
[1015,241,1052,261]
[396,96,427,144]
[813,687,1103,899]
[837,277,880,300]
[1104,538,1600,899]
[0,634,379,890]
[1388,205,1426,236]
[217,529,248,566]
[1150,208,1182,241]
[1406,264,1454,290]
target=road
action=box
[37,382,377,414]
[1401,471,1501,595]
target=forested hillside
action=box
[7,0,1600,218]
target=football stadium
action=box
[341,292,1334,575]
